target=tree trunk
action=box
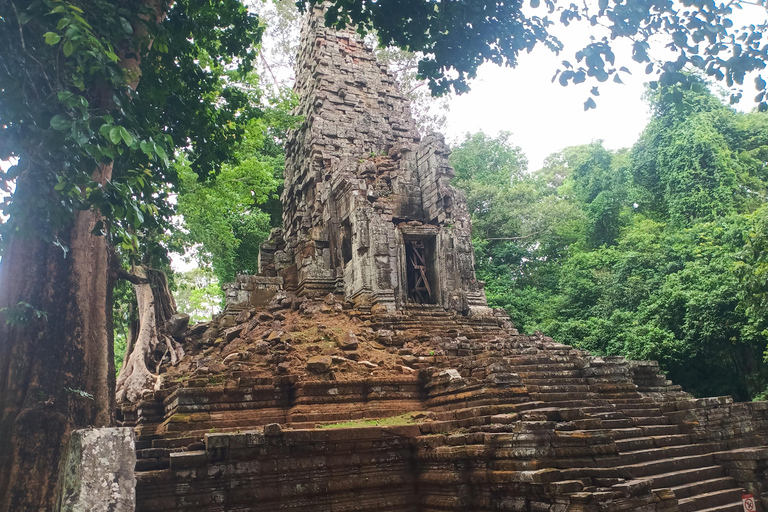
[116,265,184,403]
[0,176,115,511]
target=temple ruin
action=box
[225,9,488,314]
[117,8,768,512]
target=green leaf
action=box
[63,41,74,57]
[57,91,74,103]
[118,126,133,146]
[50,115,71,131]
[56,18,69,30]
[44,32,61,45]
[105,50,119,62]
[109,127,122,145]
[119,17,133,35]
[54,181,67,191]
[71,14,91,29]
[154,144,168,163]
[132,206,144,227]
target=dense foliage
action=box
[451,83,768,401]
[173,86,297,285]
[0,0,262,255]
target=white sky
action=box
[440,7,767,171]
[443,42,650,171]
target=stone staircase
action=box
[124,303,768,512]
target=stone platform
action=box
[119,298,768,512]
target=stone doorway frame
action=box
[396,225,441,308]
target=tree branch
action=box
[260,52,281,90]
[10,1,54,94]
[117,269,149,285]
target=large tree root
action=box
[116,266,185,403]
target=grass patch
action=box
[208,374,225,385]
[317,412,427,429]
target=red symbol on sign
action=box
[743,493,756,512]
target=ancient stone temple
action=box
[229,8,488,314]
[120,8,768,512]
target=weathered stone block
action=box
[55,427,135,512]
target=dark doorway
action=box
[341,220,352,265]
[405,238,437,304]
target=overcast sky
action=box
[439,6,767,171]
[442,42,650,171]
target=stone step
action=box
[616,434,691,451]
[632,416,671,426]
[151,436,200,449]
[645,465,725,488]
[531,392,602,402]
[539,399,624,410]
[506,362,584,371]
[527,384,593,393]
[669,477,738,500]
[593,411,630,420]
[619,453,715,478]
[693,502,745,512]
[600,418,635,429]
[637,424,680,436]
[620,408,663,417]
[621,443,711,465]
[517,371,582,379]
[608,428,645,440]
[522,378,588,386]
[679,488,744,512]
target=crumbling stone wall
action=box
[223,275,283,309]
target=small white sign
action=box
[743,493,756,512]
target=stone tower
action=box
[257,7,489,314]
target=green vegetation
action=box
[451,80,768,401]
[173,87,298,285]
[317,412,427,429]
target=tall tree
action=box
[0,1,260,509]
[449,132,583,332]
[174,87,296,285]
